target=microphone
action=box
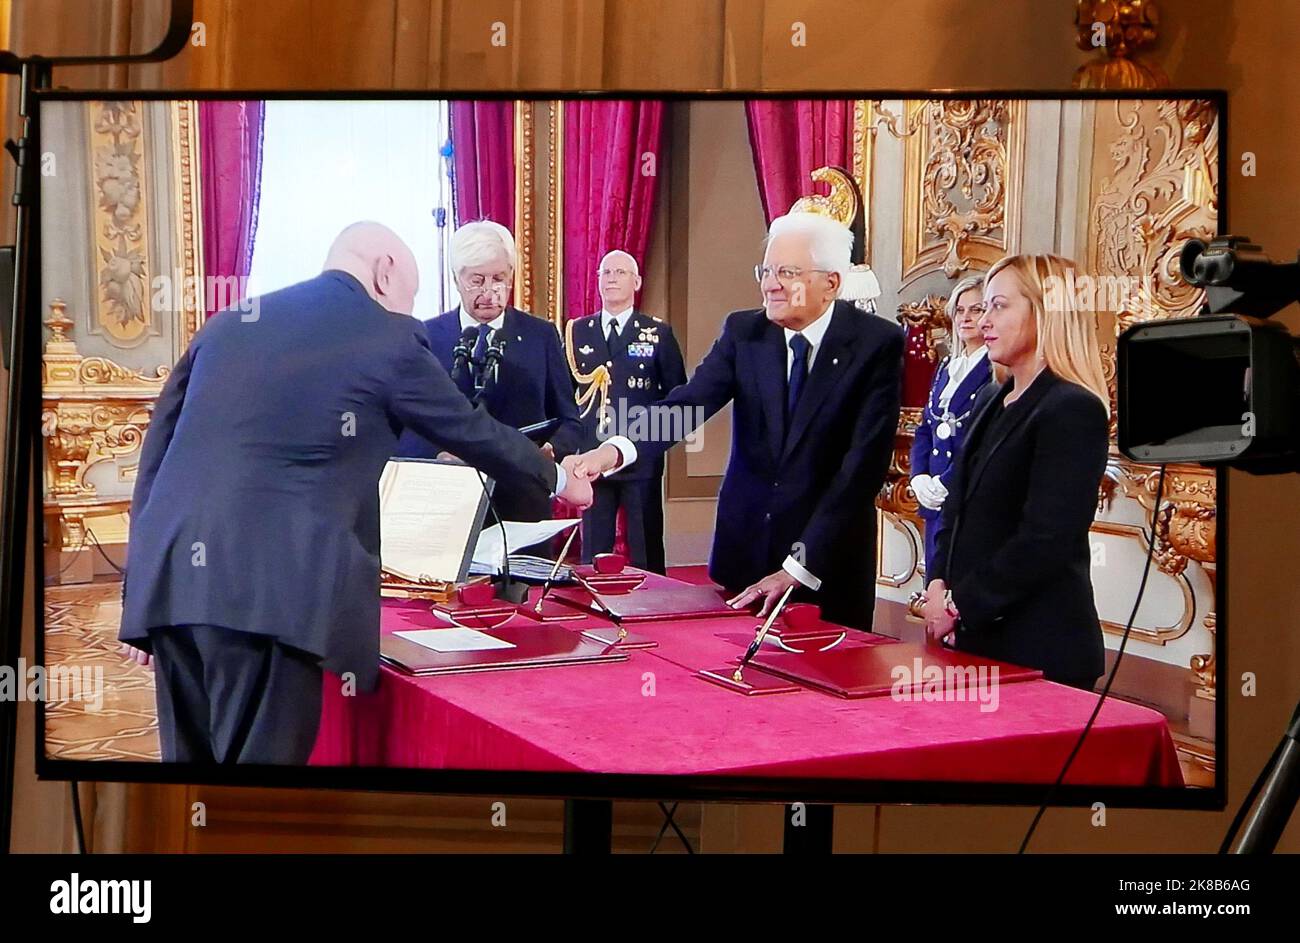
[451,325,478,390]
[474,331,508,405]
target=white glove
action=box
[930,476,949,505]
[911,474,939,510]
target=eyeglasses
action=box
[754,265,834,284]
[598,268,634,278]
[461,274,510,292]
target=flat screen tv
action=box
[31,89,1226,811]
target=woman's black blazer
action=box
[930,369,1110,683]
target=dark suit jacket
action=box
[397,306,582,521]
[630,300,904,630]
[930,369,1110,683]
[119,271,556,691]
[571,310,687,482]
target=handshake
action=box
[555,443,624,510]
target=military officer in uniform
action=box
[570,250,687,573]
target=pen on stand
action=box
[533,524,580,613]
[733,584,796,683]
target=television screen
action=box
[33,90,1224,809]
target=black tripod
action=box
[0,3,194,853]
[1223,698,1300,853]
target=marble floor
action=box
[43,581,161,761]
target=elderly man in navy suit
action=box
[119,222,595,765]
[397,220,582,527]
[570,250,687,573]
[570,212,903,631]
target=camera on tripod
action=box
[1118,236,1300,474]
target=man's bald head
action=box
[596,249,641,313]
[323,221,420,315]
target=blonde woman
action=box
[910,273,992,578]
[921,254,1110,690]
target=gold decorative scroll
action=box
[43,400,154,500]
[901,99,1025,282]
[1089,99,1219,335]
[790,166,858,227]
[88,100,151,346]
[851,100,874,265]
[43,299,170,392]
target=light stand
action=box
[0,1,194,853]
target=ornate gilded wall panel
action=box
[900,99,1025,283]
[43,100,204,577]
[87,100,154,348]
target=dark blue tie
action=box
[787,333,811,418]
[468,323,491,392]
[473,323,491,362]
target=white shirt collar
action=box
[601,306,635,335]
[938,343,989,409]
[459,306,505,332]
[948,342,988,374]
[784,301,836,350]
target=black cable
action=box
[70,780,86,853]
[1018,463,1167,854]
[85,528,125,574]
[474,469,514,595]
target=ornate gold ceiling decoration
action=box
[1072,0,1168,89]
[901,99,1025,282]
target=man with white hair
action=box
[569,250,687,573]
[397,220,582,530]
[120,221,595,764]
[570,212,903,631]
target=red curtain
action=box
[562,100,665,320]
[450,100,515,230]
[198,100,265,316]
[744,100,854,224]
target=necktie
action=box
[473,323,491,361]
[606,319,620,346]
[471,323,491,391]
[787,333,811,418]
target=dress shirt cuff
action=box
[552,462,567,497]
[782,555,822,591]
[603,435,638,475]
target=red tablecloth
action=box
[309,578,1185,788]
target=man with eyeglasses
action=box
[569,250,687,573]
[567,212,903,632]
[397,221,582,531]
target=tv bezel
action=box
[31,87,1229,812]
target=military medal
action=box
[936,418,952,440]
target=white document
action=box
[394,628,517,653]
[379,460,488,583]
[472,519,581,572]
